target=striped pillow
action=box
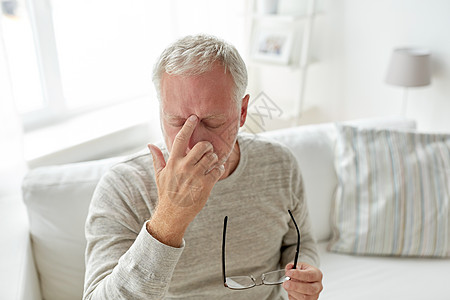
[328,125,450,257]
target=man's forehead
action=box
[163,112,227,120]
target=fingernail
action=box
[148,145,155,157]
[188,115,197,122]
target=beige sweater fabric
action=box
[83,133,319,300]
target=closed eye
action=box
[170,122,185,128]
[203,121,224,129]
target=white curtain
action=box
[0,14,27,198]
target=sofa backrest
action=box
[261,117,416,243]
[261,123,339,243]
[22,156,124,300]
[22,117,416,300]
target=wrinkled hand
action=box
[283,262,323,300]
[147,115,225,246]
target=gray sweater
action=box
[83,133,319,299]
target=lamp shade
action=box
[385,48,431,87]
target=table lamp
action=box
[385,48,431,116]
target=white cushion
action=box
[262,123,338,242]
[22,156,124,300]
[318,242,450,300]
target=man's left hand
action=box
[283,262,323,300]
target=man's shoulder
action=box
[92,148,157,205]
[98,147,160,187]
[239,133,297,171]
[239,132,295,157]
[109,142,167,175]
[110,149,151,174]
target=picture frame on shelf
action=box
[251,27,294,65]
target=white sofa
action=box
[19,117,450,300]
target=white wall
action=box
[304,0,450,131]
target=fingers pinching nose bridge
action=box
[188,114,197,122]
[172,114,199,158]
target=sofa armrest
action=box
[0,194,41,300]
[18,233,42,300]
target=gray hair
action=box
[152,34,248,104]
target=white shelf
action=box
[248,57,318,70]
[247,0,319,125]
[251,13,310,22]
[251,11,323,21]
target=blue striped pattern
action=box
[329,125,450,257]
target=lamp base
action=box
[401,88,409,117]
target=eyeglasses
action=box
[221,209,301,290]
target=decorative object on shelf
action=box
[1,0,19,17]
[251,27,294,65]
[256,0,279,15]
[248,0,318,126]
[385,48,431,116]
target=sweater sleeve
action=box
[280,154,320,269]
[83,169,184,300]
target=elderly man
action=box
[84,34,323,300]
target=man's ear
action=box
[240,94,250,127]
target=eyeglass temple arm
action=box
[288,210,300,270]
[221,216,228,286]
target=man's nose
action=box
[188,123,209,151]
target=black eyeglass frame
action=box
[221,209,301,289]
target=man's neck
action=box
[220,141,240,180]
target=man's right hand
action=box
[146,115,225,247]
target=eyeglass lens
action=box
[226,270,289,289]
[262,269,290,285]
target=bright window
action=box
[51,0,174,110]
[2,0,248,131]
[1,0,44,114]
